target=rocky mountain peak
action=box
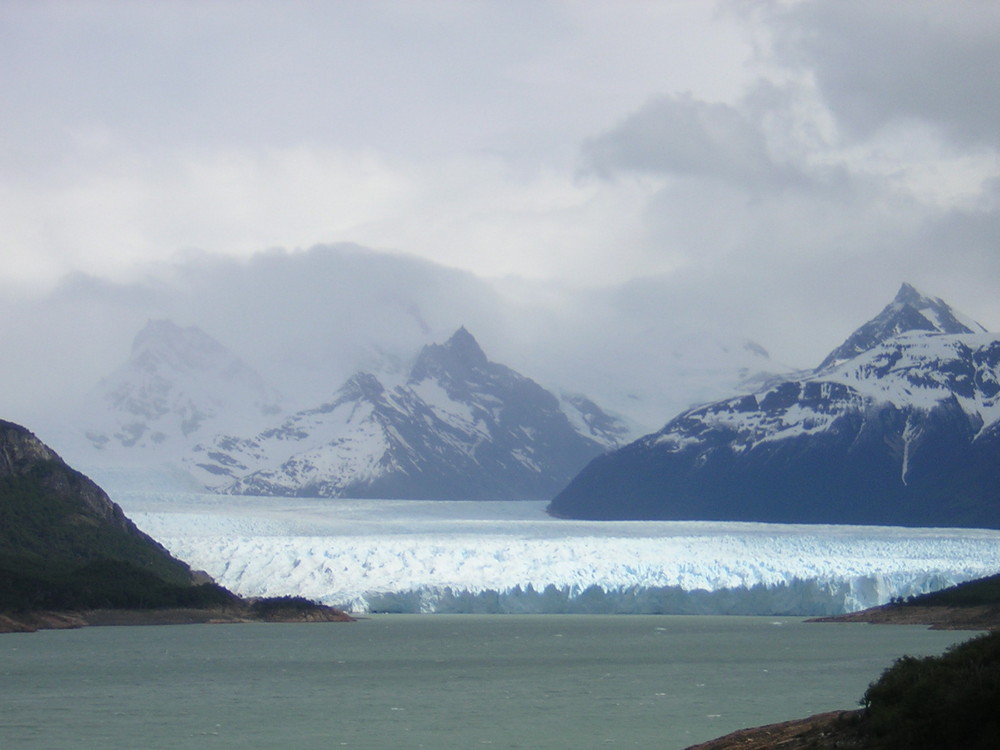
[189,326,628,500]
[341,371,386,401]
[893,282,924,306]
[816,283,985,372]
[130,319,236,374]
[0,419,60,474]
[444,326,488,363]
[444,326,486,360]
[408,326,490,386]
[548,284,1000,528]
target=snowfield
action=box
[113,489,1000,616]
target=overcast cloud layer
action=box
[2,1,999,437]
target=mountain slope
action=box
[79,320,281,459]
[189,328,628,500]
[817,282,985,371]
[548,285,1000,528]
[0,419,193,586]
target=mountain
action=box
[817,282,986,370]
[0,418,194,588]
[548,284,1000,529]
[188,327,630,500]
[78,320,281,459]
[0,419,357,630]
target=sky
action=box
[2,1,1000,434]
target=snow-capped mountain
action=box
[188,327,629,500]
[78,320,282,460]
[817,282,986,370]
[548,284,1000,529]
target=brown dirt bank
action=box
[684,710,865,750]
[0,604,354,633]
[808,603,1000,630]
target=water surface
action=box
[0,615,974,749]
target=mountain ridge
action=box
[188,327,630,500]
[548,284,1000,528]
[817,283,986,371]
[0,418,194,585]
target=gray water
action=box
[0,615,974,749]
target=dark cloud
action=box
[581,93,804,190]
[771,0,1000,148]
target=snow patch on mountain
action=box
[549,284,1000,527]
[188,328,630,500]
[817,282,986,371]
[74,320,282,463]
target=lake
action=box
[0,615,975,749]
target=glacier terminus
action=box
[115,489,1000,616]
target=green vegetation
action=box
[1,421,345,624]
[899,573,1000,608]
[249,595,327,618]
[0,424,222,614]
[860,630,1000,749]
[0,554,235,613]
[0,459,191,586]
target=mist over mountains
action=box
[9,244,779,459]
[187,326,629,500]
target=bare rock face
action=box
[0,419,60,468]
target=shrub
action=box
[903,574,1000,608]
[861,631,1000,749]
[249,595,324,617]
[0,555,237,613]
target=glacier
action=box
[111,485,1000,616]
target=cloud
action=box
[565,2,1000,364]
[0,243,783,440]
[770,0,1000,149]
[2,1,1000,442]
[581,93,803,190]
[0,1,758,291]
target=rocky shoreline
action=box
[0,603,355,633]
[685,710,865,750]
[808,603,1000,631]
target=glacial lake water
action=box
[0,615,975,749]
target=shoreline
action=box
[0,604,355,633]
[684,710,864,750]
[8,601,999,634]
[808,603,1000,631]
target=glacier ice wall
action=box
[118,492,1000,616]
